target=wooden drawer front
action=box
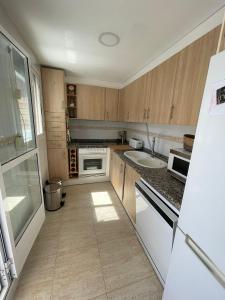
[47,140,67,149]
[46,121,66,132]
[45,112,65,123]
[47,131,66,141]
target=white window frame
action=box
[30,68,44,137]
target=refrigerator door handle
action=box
[185,235,225,289]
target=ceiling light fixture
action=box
[98,32,120,47]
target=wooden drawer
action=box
[46,121,66,132]
[46,131,66,141]
[47,140,67,149]
[45,112,65,123]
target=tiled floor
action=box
[15,182,163,300]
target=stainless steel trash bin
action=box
[44,183,62,211]
[46,178,66,200]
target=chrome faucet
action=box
[151,136,156,156]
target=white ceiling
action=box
[0,0,225,84]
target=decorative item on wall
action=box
[67,84,77,118]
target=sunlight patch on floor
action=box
[91,191,112,206]
[91,191,120,222]
[94,206,119,222]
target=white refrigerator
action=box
[163,50,225,300]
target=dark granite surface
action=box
[69,139,128,148]
[115,150,184,212]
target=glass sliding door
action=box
[0,32,45,280]
[3,154,42,244]
[0,33,35,165]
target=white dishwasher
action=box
[135,179,179,285]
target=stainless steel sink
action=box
[124,151,167,169]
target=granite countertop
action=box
[115,150,184,212]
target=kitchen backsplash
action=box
[69,119,196,157]
[69,119,127,140]
[125,122,196,156]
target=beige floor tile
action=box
[29,235,59,258]
[99,237,154,292]
[52,247,105,300]
[61,206,94,223]
[14,182,160,300]
[94,219,135,243]
[90,294,108,300]
[58,228,97,254]
[98,236,146,265]
[107,276,163,300]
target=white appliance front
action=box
[163,51,225,298]
[135,181,178,284]
[163,228,225,300]
[79,152,107,176]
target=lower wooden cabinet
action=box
[111,152,125,201]
[47,148,69,180]
[123,164,140,223]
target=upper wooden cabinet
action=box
[132,74,148,122]
[147,53,179,124]
[118,74,148,122]
[41,68,65,113]
[105,88,119,121]
[77,84,105,120]
[171,26,220,125]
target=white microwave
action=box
[167,148,191,183]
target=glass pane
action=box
[0,34,35,165]
[3,155,42,244]
[32,74,43,135]
[84,159,102,170]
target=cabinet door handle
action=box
[143,109,146,120]
[170,104,175,120]
[147,108,150,120]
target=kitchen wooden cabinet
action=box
[143,71,152,123]
[111,152,125,201]
[131,74,148,122]
[171,26,220,125]
[118,88,126,121]
[123,164,140,223]
[41,66,69,180]
[77,84,105,120]
[105,88,119,121]
[118,74,148,122]
[147,54,179,124]
[41,68,65,112]
[47,148,69,179]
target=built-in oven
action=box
[167,148,191,183]
[78,148,107,176]
[135,179,179,285]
